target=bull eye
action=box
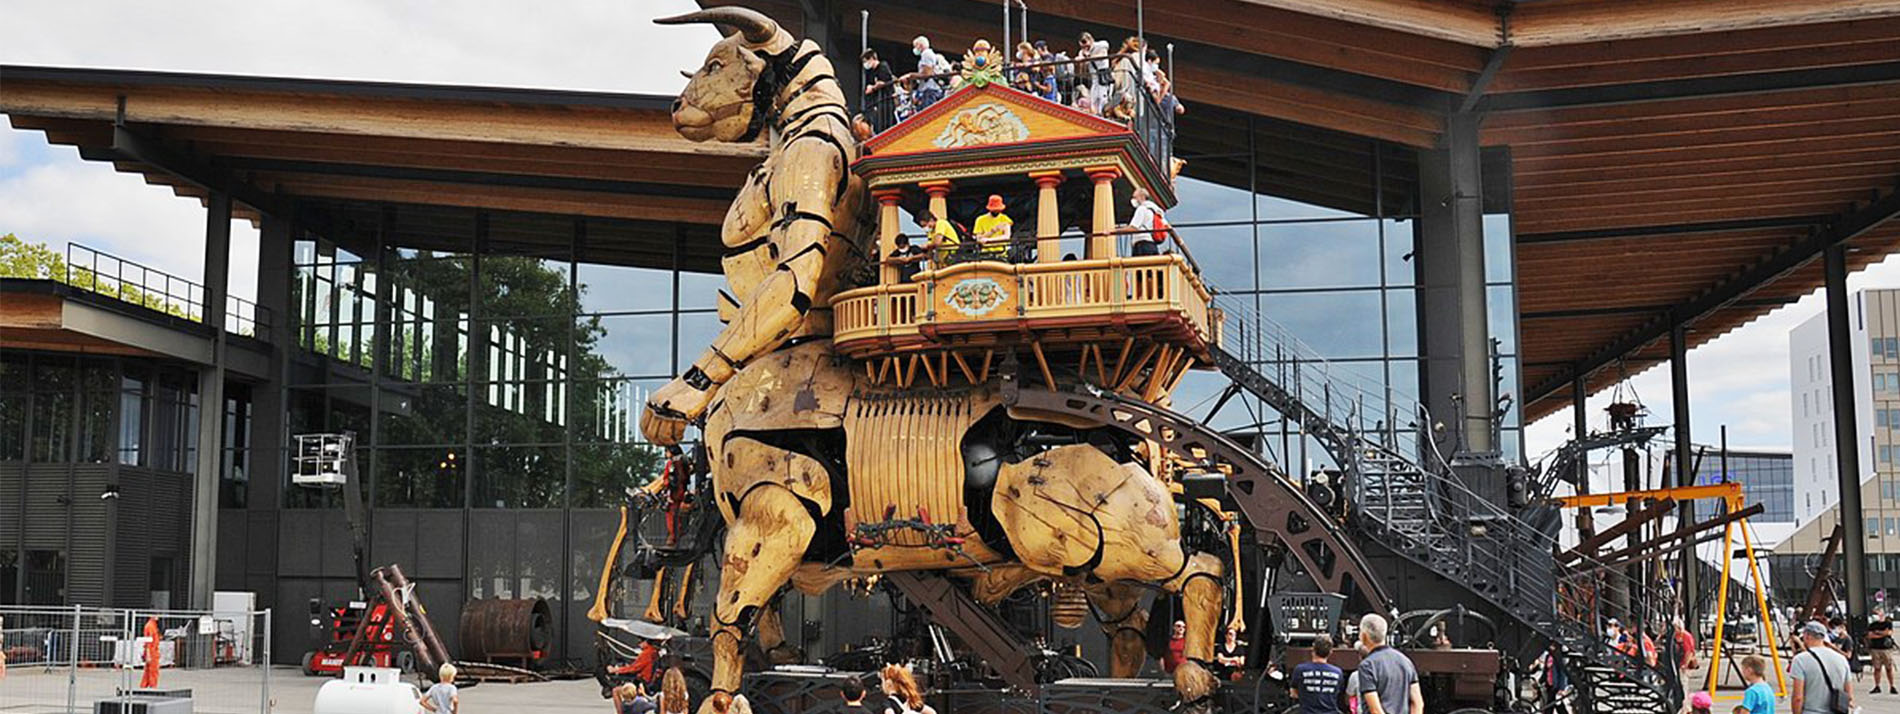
[706,59,724,73]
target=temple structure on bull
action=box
[837,79,1213,401]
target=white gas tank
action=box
[314,667,421,714]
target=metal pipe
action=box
[1017,0,1027,49]
[860,10,869,58]
[1002,0,1010,59]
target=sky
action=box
[4,0,1897,461]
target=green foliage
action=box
[0,233,66,280]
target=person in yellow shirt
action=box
[919,213,962,266]
[971,194,1014,260]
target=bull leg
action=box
[671,562,697,622]
[642,567,669,622]
[991,444,1224,707]
[705,485,813,710]
[971,564,1045,606]
[1083,581,1149,678]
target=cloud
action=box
[1525,253,1900,458]
[0,0,714,300]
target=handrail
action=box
[62,243,269,336]
[833,254,1211,347]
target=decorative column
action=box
[1030,171,1064,263]
[874,189,904,284]
[920,180,953,223]
[1086,166,1120,259]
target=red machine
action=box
[293,434,451,679]
[301,600,404,675]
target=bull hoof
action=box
[1173,660,1218,711]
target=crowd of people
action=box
[861,31,1186,130]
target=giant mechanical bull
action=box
[640,8,1225,712]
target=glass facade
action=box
[1167,122,1520,471]
[1689,450,1795,524]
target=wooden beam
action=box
[1233,0,1500,47]
[1510,0,1900,48]
[0,80,760,158]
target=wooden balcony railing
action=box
[830,254,1214,356]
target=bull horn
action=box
[654,7,780,45]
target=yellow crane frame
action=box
[1556,481,1784,698]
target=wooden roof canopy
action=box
[718,0,1900,421]
[8,0,1900,421]
[0,65,763,272]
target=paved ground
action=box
[0,666,608,714]
[12,661,1900,713]
[1690,657,1900,713]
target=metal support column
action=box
[189,190,232,609]
[1417,112,1495,497]
[1573,370,1594,541]
[1671,324,1697,624]
[1826,244,1870,640]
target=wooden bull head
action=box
[657,7,796,143]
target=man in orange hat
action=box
[972,194,1014,260]
[139,617,161,688]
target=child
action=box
[420,663,459,714]
[1687,690,1713,714]
[1737,655,1776,714]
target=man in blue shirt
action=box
[1290,634,1344,713]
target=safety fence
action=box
[0,605,272,714]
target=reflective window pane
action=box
[1257,221,1382,290]
[1181,224,1254,296]
[474,445,564,509]
[586,314,675,380]
[1258,291,1384,359]
[375,446,466,508]
[577,263,676,314]
[571,443,669,508]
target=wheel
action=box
[395,651,417,674]
[300,651,319,676]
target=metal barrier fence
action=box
[0,605,272,714]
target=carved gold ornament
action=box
[944,277,1009,317]
[933,103,1031,148]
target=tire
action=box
[396,651,417,674]
[300,651,319,677]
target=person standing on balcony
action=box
[1109,37,1143,122]
[912,36,948,110]
[1077,32,1111,114]
[862,49,895,127]
[1128,188,1171,257]
[973,195,1015,259]
[883,233,930,283]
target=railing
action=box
[62,243,267,336]
[833,254,1211,347]
[860,51,1175,170]
[1205,280,1422,460]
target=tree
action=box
[0,233,66,280]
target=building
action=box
[1779,289,1900,603]
[1691,449,1796,528]
[7,1,1900,666]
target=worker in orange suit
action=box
[139,617,161,688]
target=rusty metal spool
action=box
[458,598,553,668]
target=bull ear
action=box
[655,7,779,45]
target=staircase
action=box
[1208,297,1674,713]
